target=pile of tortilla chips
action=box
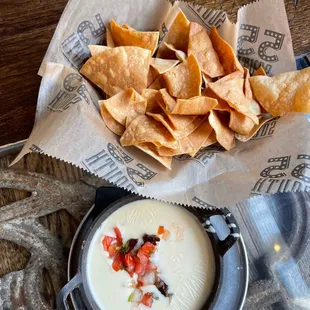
[80,9,310,170]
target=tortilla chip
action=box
[294,80,310,113]
[157,138,195,156]
[202,87,232,112]
[171,96,218,115]
[120,115,178,149]
[88,45,111,57]
[121,24,135,30]
[136,143,172,169]
[208,76,260,123]
[229,110,255,135]
[163,43,187,62]
[159,88,176,113]
[100,104,125,136]
[150,58,179,74]
[202,130,217,148]
[142,89,161,113]
[209,26,243,75]
[188,22,224,78]
[110,19,159,55]
[250,68,310,116]
[147,112,204,139]
[243,68,253,99]
[202,73,213,87]
[147,66,159,87]
[253,66,267,76]
[80,46,151,96]
[100,88,146,126]
[163,54,202,99]
[148,75,166,90]
[209,110,235,150]
[235,115,276,142]
[106,28,115,47]
[157,10,190,58]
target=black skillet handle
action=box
[202,207,240,256]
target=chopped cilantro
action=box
[128,293,133,302]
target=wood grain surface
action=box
[0,0,309,147]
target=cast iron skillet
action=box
[56,187,248,310]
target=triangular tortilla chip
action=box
[100,104,125,136]
[157,138,195,156]
[157,10,190,58]
[88,45,111,57]
[120,115,178,149]
[110,19,159,55]
[121,24,135,30]
[235,115,276,142]
[208,76,260,124]
[80,46,151,96]
[142,89,161,113]
[106,28,115,47]
[148,75,166,90]
[243,68,253,99]
[99,88,146,127]
[163,54,202,99]
[209,26,243,75]
[229,110,255,135]
[250,67,310,116]
[202,73,213,87]
[202,87,232,112]
[253,66,267,76]
[188,22,224,78]
[209,110,235,150]
[136,143,172,169]
[150,58,179,74]
[163,43,187,62]
[202,130,217,148]
[159,88,176,113]
[171,96,218,115]
[147,66,159,87]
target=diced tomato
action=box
[102,235,116,251]
[145,261,157,272]
[114,227,123,244]
[125,253,136,277]
[140,242,156,257]
[141,293,153,308]
[108,243,118,258]
[112,252,124,272]
[137,251,149,264]
[157,226,165,235]
[135,261,147,275]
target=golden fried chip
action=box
[150,58,179,74]
[208,75,260,123]
[202,87,232,112]
[163,43,187,62]
[202,73,213,87]
[157,10,190,58]
[243,68,253,99]
[209,110,235,150]
[100,104,125,136]
[235,115,276,142]
[295,80,310,113]
[120,115,178,149]
[253,66,267,76]
[159,88,176,113]
[202,130,217,148]
[163,54,202,99]
[136,143,172,169]
[121,24,135,30]
[110,19,159,55]
[142,89,161,113]
[188,22,224,78]
[147,66,159,87]
[148,75,166,90]
[88,45,111,57]
[106,28,115,47]
[229,110,255,135]
[157,138,195,156]
[209,26,243,75]
[171,96,218,115]
[100,88,146,126]
[250,67,310,116]
[80,46,151,96]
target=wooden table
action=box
[0,0,310,146]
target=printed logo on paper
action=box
[61,14,106,69]
[47,73,93,112]
[237,24,285,75]
[81,143,157,191]
[251,154,310,196]
[186,4,226,29]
